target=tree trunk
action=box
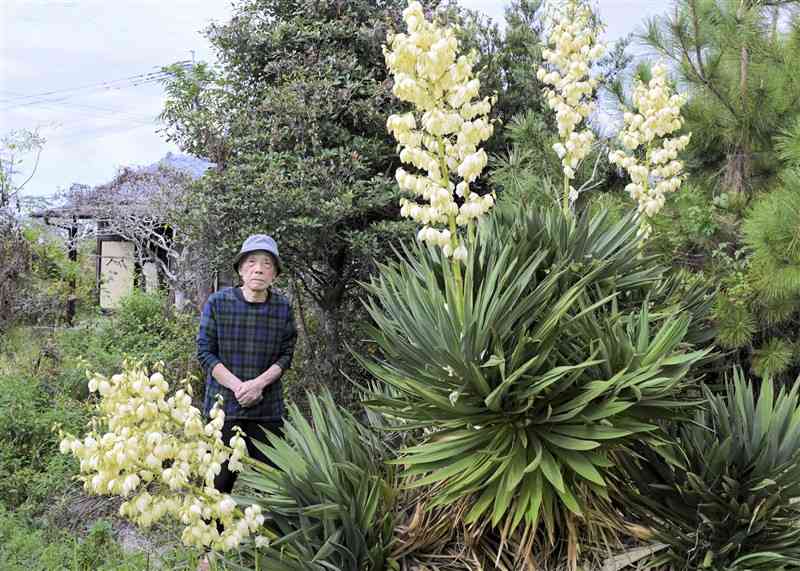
[724,15,752,197]
[313,277,351,406]
[196,273,216,311]
[723,142,752,197]
[318,304,341,379]
[291,278,316,363]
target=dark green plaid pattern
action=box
[197,287,297,421]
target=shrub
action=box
[650,183,719,259]
[235,389,396,570]
[620,370,800,570]
[744,177,800,303]
[16,223,96,327]
[105,290,198,377]
[360,201,712,562]
[707,173,800,382]
[57,290,199,384]
[0,371,87,510]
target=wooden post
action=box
[66,216,77,326]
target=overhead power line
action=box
[1,90,158,124]
[0,62,193,114]
[0,62,191,105]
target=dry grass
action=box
[388,480,663,571]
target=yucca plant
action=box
[619,370,800,570]
[231,389,397,571]
[359,202,711,560]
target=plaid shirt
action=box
[197,286,297,421]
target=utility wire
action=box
[0,63,193,114]
[1,90,157,124]
[0,73,168,105]
[0,63,190,105]
[0,78,167,112]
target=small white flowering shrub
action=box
[59,363,270,552]
[384,1,495,262]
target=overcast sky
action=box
[1,0,666,200]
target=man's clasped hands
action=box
[230,377,272,407]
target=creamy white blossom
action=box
[608,63,691,237]
[385,1,495,261]
[537,0,605,208]
[59,364,275,552]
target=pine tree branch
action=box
[677,0,739,118]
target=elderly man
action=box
[196,234,297,495]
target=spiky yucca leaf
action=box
[232,390,395,571]
[360,203,710,544]
[620,370,800,570]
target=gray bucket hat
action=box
[234,234,282,275]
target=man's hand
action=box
[234,380,264,408]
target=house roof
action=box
[31,152,214,220]
[156,152,214,179]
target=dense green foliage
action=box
[236,390,395,570]
[57,290,199,388]
[649,126,800,383]
[0,511,157,571]
[20,225,97,326]
[621,370,800,570]
[360,200,712,560]
[0,370,86,511]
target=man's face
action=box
[238,251,276,292]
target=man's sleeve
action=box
[275,304,297,371]
[197,296,222,373]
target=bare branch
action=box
[15,146,43,196]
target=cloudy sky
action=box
[1,0,666,200]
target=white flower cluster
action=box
[608,63,691,237]
[385,1,495,261]
[59,365,271,551]
[537,0,605,199]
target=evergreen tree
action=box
[637,2,800,382]
[642,0,800,196]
